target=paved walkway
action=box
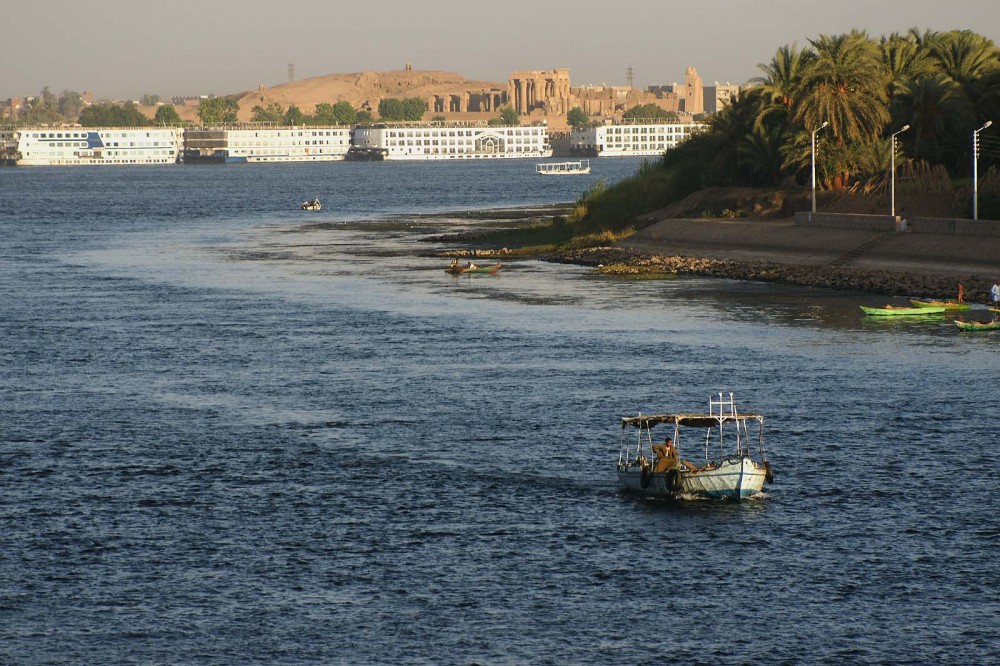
[621,217,1000,279]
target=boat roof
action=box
[621,413,763,429]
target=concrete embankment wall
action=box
[794,211,1000,237]
[621,215,1000,279]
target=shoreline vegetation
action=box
[433,25,1000,301]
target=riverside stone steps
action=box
[826,231,892,268]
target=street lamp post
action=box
[811,121,828,213]
[974,120,993,221]
[890,125,910,218]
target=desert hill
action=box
[176,70,506,123]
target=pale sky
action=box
[4,0,1000,100]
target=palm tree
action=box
[892,75,972,164]
[739,124,788,186]
[708,90,761,185]
[880,31,939,106]
[794,31,890,146]
[929,30,1000,92]
[751,43,815,129]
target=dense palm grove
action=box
[672,28,1000,191]
[571,29,1000,232]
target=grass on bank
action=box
[481,160,682,253]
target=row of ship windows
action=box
[227,131,348,138]
[603,139,682,145]
[34,142,170,148]
[602,128,693,135]
[229,140,348,147]
[27,132,174,139]
[32,159,176,164]
[385,139,542,146]
[23,150,176,157]
[390,147,547,153]
[384,130,543,138]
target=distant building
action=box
[703,82,741,114]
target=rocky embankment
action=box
[550,246,993,301]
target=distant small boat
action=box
[536,159,590,175]
[445,261,502,275]
[301,197,321,211]
[861,305,946,316]
[955,319,1000,331]
[910,299,970,311]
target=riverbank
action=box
[430,209,999,301]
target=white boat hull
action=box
[617,457,766,500]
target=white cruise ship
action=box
[183,125,351,163]
[570,121,705,157]
[347,122,552,160]
[9,127,182,166]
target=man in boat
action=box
[992,280,1000,306]
[449,258,459,271]
[467,261,478,270]
[653,436,703,473]
[651,437,678,473]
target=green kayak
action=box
[861,305,946,316]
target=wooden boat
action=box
[445,261,502,275]
[861,305,946,316]
[910,299,970,311]
[616,393,772,501]
[536,159,590,175]
[955,319,1000,331]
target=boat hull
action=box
[955,320,1000,331]
[445,263,501,275]
[910,299,970,311]
[617,457,766,500]
[861,305,946,316]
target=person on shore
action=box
[991,280,1000,306]
[957,283,965,304]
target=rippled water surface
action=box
[2,161,999,665]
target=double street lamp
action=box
[811,121,828,213]
[973,120,993,221]
[890,125,910,218]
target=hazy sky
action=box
[4,0,1000,100]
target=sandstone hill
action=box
[167,70,507,123]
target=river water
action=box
[2,160,999,665]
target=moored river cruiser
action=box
[571,120,705,157]
[6,127,182,166]
[183,125,351,163]
[347,121,552,160]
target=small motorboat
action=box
[301,197,322,211]
[861,305,946,316]
[616,393,773,501]
[910,299,970,311]
[445,261,502,275]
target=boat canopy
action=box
[621,413,763,429]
